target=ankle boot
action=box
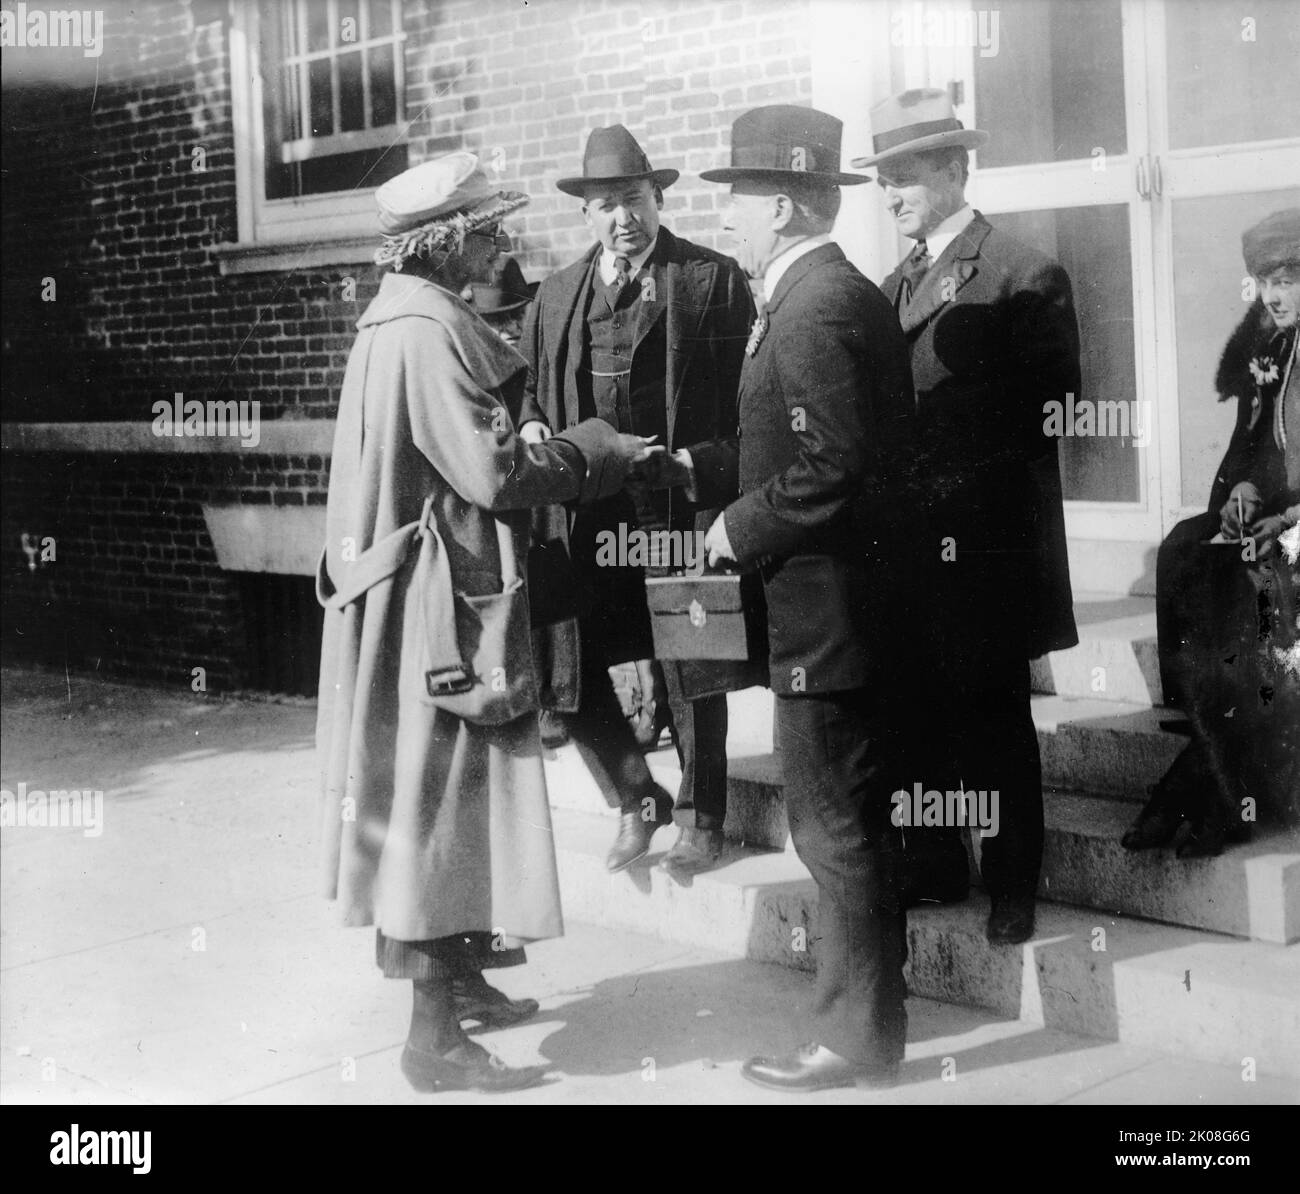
[403,978,548,1093]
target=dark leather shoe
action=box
[400,1040,548,1093]
[987,896,1036,945]
[1122,784,1184,850]
[659,826,724,877]
[450,973,540,1031]
[741,1043,899,1092]
[606,810,668,872]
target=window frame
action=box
[229,0,407,246]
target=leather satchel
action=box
[413,497,540,725]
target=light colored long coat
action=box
[316,271,626,944]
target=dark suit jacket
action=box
[519,226,758,690]
[691,243,916,696]
[881,211,1080,666]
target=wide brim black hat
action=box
[556,124,680,197]
[700,104,868,186]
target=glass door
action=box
[905,0,1163,550]
[1144,0,1300,523]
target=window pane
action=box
[994,204,1139,502]
[974,0,1126,169]
[309,57,333,137]
[1172,188,1300,508]
[369,0,393,38]
[1165,0,1300,150]
[369,44,396,127]
[339,51,364,132]
[298,145,408,195]
[306,0,331,52]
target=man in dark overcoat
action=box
[692,104,916,1091]
[518,126,757,876]
[853,88,1081,946]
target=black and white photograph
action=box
[1,0,1297,1138]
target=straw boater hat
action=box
[555,125,679,197]
[1242,209,1300,277]
[374,151,527,270]
[851,88,989,171]
[471,256,538,317]
[700,105,867,187]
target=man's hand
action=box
[704,512,736,568]
[1220,481,1263,539]
[520,420,552,446]
[1245,513,1292,560]
[614,433,660,467]
[632,447,694,490]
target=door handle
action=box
[1136,155,1150,199]
[1152,155,1164,197]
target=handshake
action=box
[520,421,694,489]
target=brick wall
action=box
[1,0,811,689]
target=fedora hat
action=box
[851,88,989,170]
[373,151,528,270]
[556,125,679,197]
[700,104,866,187]
[471,257,539,317]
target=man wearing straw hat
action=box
[694,104,917,1091]
[853,89,1081,946]
[518,125,758,879]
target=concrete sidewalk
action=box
[1,667,1294,1105]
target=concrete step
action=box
[552,743,1300,943]
[549,807,1300,1078]
[1041,792,1300,944]
[1029,592,1162,706]
[1033,694,1184,800]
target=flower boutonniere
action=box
[1249,355,1279,386]
[745,314,768,358]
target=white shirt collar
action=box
[763,234,831,303]
[917,204,974,263]
[599,236,658,285]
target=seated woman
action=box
[1125,209,1300,857]
[316,152,653,1093]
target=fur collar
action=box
[1215,298,1280,401]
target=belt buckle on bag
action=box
[426,664,474,697]
[689,599,707,629]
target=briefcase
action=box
[645,570,765,661]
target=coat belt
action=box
[315,509,430,610]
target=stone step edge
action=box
[550,807,1300,1077]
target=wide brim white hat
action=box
[374,151,528,268]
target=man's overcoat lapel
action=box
[896,217,986,334]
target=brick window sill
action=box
[213,236,377,275]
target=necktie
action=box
[606,254,631,309]
[899,240,931,307]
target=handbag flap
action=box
[645,572,745,614]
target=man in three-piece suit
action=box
[853,88,1081,946]
[518,126,758,877]
[687,105,915,1091]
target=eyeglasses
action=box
[468,227,512,253]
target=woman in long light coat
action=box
[316,154,648,1093]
